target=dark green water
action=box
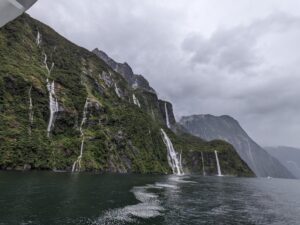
[0,172,300,225]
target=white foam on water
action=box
[155,183,178,189]
[168,175,197,184]
[95,185,164,224]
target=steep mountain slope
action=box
[93,49,156,93]
[92,49,253,176]
[0,14,253,176]
[180,115,294,178]
[265,146,300,178]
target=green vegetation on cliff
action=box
[0,14,253,176]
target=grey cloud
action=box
[28,1,300,147]
[182,13,300,72]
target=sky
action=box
[28,0,300,148]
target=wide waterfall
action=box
[161,129,184,175]
[214,150,222,176]
[46,80,59,138]
[133,94,141,108]
[72,99,89,172]
[164,103,170,128]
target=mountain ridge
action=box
[265,146,300,178]
[179,114,294,178]
[0,14,253,177]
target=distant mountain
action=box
[265,146,300,179]
[179,115,294,179]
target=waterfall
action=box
[28,86,34,134]
[164,102,170,128]
[114,83,121,98]
[132,79,138,89]
[214,150,222,176]
[46,80,59,138]
[201,152,206,176]
[43,53,54,76]
[133,94,141,108]
[72,99,89,172]
[160,129,184,175]
[36,31,41,46]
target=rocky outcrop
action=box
[93,48,155,93]
[180,115,294,178]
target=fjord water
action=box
[1,173,300,225]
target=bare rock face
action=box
[92,48,155,93]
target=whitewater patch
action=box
[168,175,197,184]
[95,185,164,224]
[94,176,199,224]
[155,183,178,189]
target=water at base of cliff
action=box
[0,172,300,225]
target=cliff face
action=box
[93,48,156,94]
[0,14,253,176]
[93,48,177,129]
[180,115,295,178]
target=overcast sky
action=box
[28,0,300,148]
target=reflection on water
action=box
[0,172,300,225]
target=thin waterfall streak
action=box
[72,99,89,172]
[28,86,34,134]
[46,80,59,138]
[36,31,41,46]
[133,94,141,108]
[201,152,206,176]
[114,84,121,98]
[215,150,222,176]
[164,103,170,128]
[43,53,55,76]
